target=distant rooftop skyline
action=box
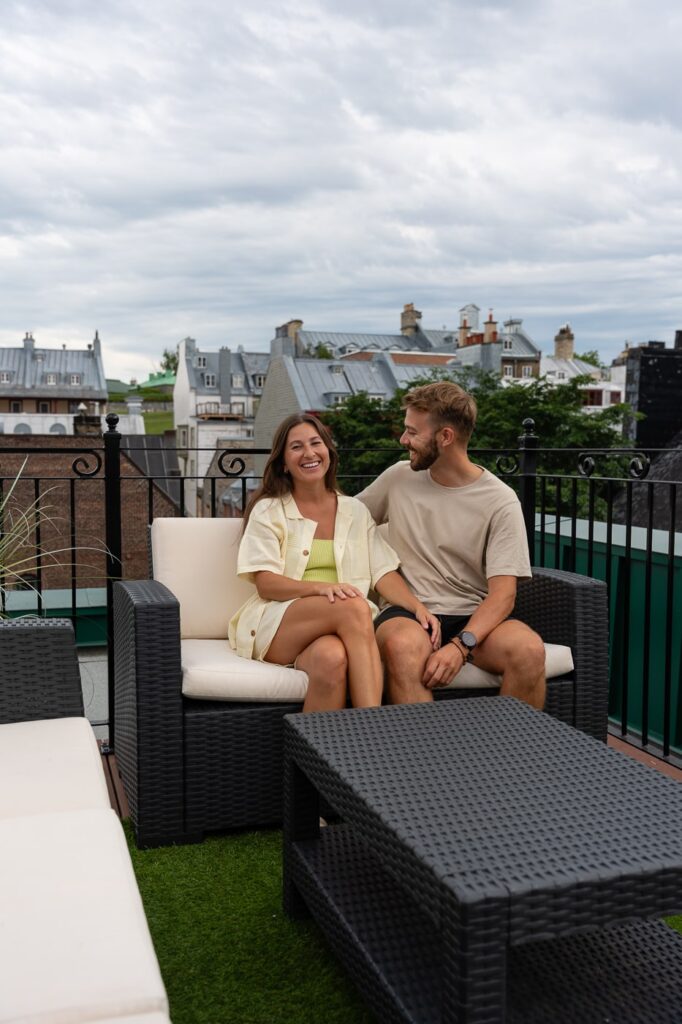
[1,0,680,380]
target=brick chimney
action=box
[554,323,575,360]
[401,303,422,337]
[287,319,303,340]
[483,309,498,344]
[458,318,469,348]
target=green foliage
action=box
[321,393,404,494]
[160,347,179,374]
[576,350,603,368]
[302,342,335,359]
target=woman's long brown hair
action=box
[241,413,339,530]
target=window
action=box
[196,356,206,369]
[557,371,566,380]
[231,402,245,415]
[610,391,622,404]
[522,366,532,378]
[253,374,266,388]
[178,427,188,447]
[204,373,216,387]
[503,338,513,351]
[70,374,81,385]
[46,373,57,385]
[39,401,49,413]
[330,394,347,405]
[503,366,513,378]
[11,400,22,412]
[231,373,244,388]
[0,372,10,384]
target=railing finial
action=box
[105,413,120,432]
[522,417,535,435]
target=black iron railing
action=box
[1,416,681,762]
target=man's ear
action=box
[438,425,457,448]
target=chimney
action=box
[554,323,575,360]
[483,309,498,344]
[287,319,303,340]
[675,329,682,351]
[23,332,35,353]
[458,318,469,348]
[401,303,422,337]
[219,347,232,403]
[92,329,101,357]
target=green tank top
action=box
[301,539,338,583]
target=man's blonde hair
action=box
[402,380,477,441]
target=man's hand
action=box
[414,602,441,649]
[422,641,466,689]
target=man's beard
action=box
[408,436,439,471]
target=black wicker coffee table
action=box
[283,698,682,1023]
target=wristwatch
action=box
[452,630,477,662]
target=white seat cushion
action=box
[0,808,168,1024]
[182,639,309,701]
[181,639,572,700]
[444,642,574,690]
[0,717,110,821]
[152,517,251,639]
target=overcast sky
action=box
[1,0,680,380]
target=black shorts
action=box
[373,605,470,646]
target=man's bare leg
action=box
[473,620,546,709]
[376,617,434,704]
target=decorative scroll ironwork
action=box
[217,452,247,477]
[495,454,519,476]
[578,454,596,478]
[72,451,103,477]
[628,453,651,480]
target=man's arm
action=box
[421,575,517,688]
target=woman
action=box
[228,413,440,711]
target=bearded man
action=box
[357,380,546,708]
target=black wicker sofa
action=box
[114,518,609,848]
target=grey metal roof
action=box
[419,328,458,350]
[0,335,107,398]
[298,330,408,355]
[185,346,267,396]
[121,435,181,508]
[541,356,600,379]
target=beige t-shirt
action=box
[357,461,531,615]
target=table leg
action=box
[441,896,507,1024]
[283,756,320,919]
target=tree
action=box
[160,347,178,375]
[576,350,603,368]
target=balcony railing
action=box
[1,415,681,763]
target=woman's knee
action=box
[335,596,375,634]
[312,636,348,679]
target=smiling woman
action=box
[228,413,440,712]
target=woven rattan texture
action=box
[290,827,682,1023]
[514,568,609,740]
[285,700,682,940]
[114,565,608,847]
[0,618,83,723]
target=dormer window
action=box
[70,374,81,385]
[557,371,566,380]
[503,338,513,351]
[231,373,244,388]
[205,373,216,387]
[0,372,10,384]
[196,356,206,368]
[46,373,57,385]
[253,374,266,388]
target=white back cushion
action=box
[152,517,254,639]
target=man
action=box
[357,380,546,708]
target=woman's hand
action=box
[414,602,441,649]
[314,583,365,603]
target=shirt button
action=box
[302,549,309,556]
[250,630,256,637]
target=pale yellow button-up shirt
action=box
[228,492,400,660]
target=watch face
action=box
[459,630,477,649]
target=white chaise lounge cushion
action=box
[0,808,168,1024]
[0,717,110,820]
[152,516,249,639]
[181,638,573,701]
[182,639,309,701]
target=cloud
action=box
[0,0,680,378]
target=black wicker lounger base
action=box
[283,699,682,1024]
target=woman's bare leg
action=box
[295,636,348,712]
[265,597,382,707]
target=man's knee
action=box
[377,622,430,668]
[508,630,545,676]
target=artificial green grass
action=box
[124,823,375,1024]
